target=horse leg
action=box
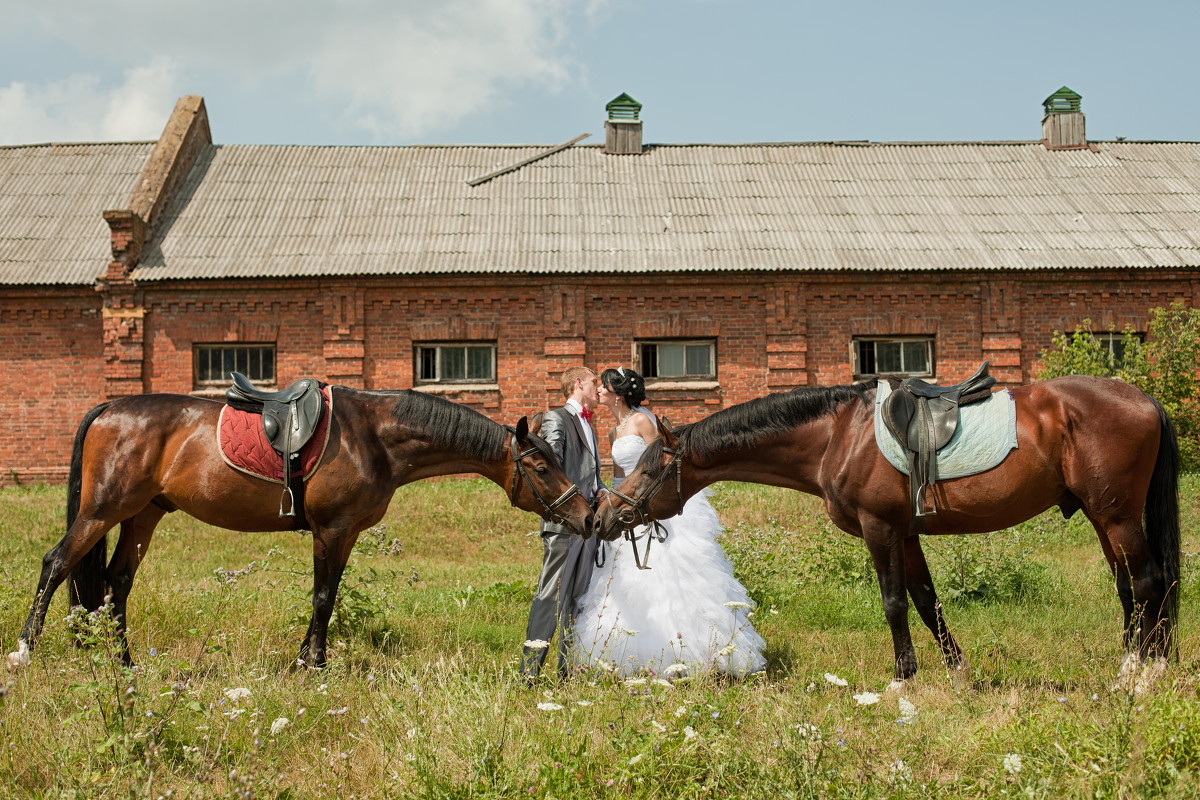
[8,515,116,668]
[1093,516,1169,665]
[862,521,919,682]
[104,506,166,666]
[903,536,966,677]
[298,526,361,668]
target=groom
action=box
[521,365,603,683]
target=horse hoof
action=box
[6,641,31,670]
[886,679,906,693]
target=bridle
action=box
[508,433,581,527]
[600,443,685,570]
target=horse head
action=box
[594,416,686,541]
[508,414,595,538]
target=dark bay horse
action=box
[594,375,1180,683]
[9,388,593,669]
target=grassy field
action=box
[0,477,1197,799]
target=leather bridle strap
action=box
[601,446,683,569]
[508,434,581,524]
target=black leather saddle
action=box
[880,361,996,521]
[225,372,326,523]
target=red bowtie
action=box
[580,407,593,423]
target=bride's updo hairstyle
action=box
[600,366,646,408]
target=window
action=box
[415,343,496,384]
[1091,331,1144,367]
[195,344,276,386]
[853,337,933,379]
[637,340,715,380]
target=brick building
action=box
[1,89,1197,484]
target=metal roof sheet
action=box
[0,143,154,285]
[5,139,1200,284]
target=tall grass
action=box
[0,477,1196,798]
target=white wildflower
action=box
[270,717,289,736]
[853,691,881,705]
[223,687,252,703]
[664,663,689,677]
[628,753,644,766]
[674,705,688,718]
[651,678,673,688]
[624,677,648,686]
[651,720,667,733]
[717,643,737,657]
[889,759,912,784]
[622,628,639,636]
[722,601,751,609]
[576,700,593,706]
[596,660,617,674]
[536,702,564,711]
[897,697,918,723]
[1003,753,1023,775]
[824,673,848,687]
[682,726,697,740]
[524,639,550,650]
[795,723,822,741]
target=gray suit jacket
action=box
[539,405,602,533]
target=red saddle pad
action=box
[217,386,333,483]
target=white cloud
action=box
[0,58,178,144]
[311,0,576,139]
[6,0,583,143]
[101,57,180,140]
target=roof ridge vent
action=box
[606,92,642,121]
[1041,86,1088,150]
[604,93,644,155]
[1043,86,1082,114]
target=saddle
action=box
[880,362,996,521]
[225,372,326,521]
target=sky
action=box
[2,0,1197,148]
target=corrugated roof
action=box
[0,143,155,285]
[4,139,1200,284]
[134,140,1200,279]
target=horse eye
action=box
[535,465,548,474]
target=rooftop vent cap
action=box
[606,92,642,122]
[1043,86,1082,114]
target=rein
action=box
[602,444,684,570]
[508,434,580,525]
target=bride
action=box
[572,367,766,678]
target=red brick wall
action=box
[0,288,105,484]
[1,269,1194,485]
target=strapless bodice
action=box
[610,435,648,478]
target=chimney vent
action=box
[1042,86,1087,149]
[604,92,644,154]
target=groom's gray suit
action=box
[521,403,602,680]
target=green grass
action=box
[0,477,1197,798]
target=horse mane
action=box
[662,382,872,464]
[386,390,510,461]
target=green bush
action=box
[1036,301,1200,469]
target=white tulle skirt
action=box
[571,490,767,678]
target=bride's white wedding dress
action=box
[572,414,767,678]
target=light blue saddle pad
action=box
[874,380,1018,479]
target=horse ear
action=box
[530,411,544,434]
[515,416,530,441]
[658,416,678,446]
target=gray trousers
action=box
[521,529,598,679]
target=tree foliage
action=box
[1036,301,1200,470]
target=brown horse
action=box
[594,375,1180,683]
[9,387,593,669]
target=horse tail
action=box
[67,402,112,611]
[1145,395,1181,651]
